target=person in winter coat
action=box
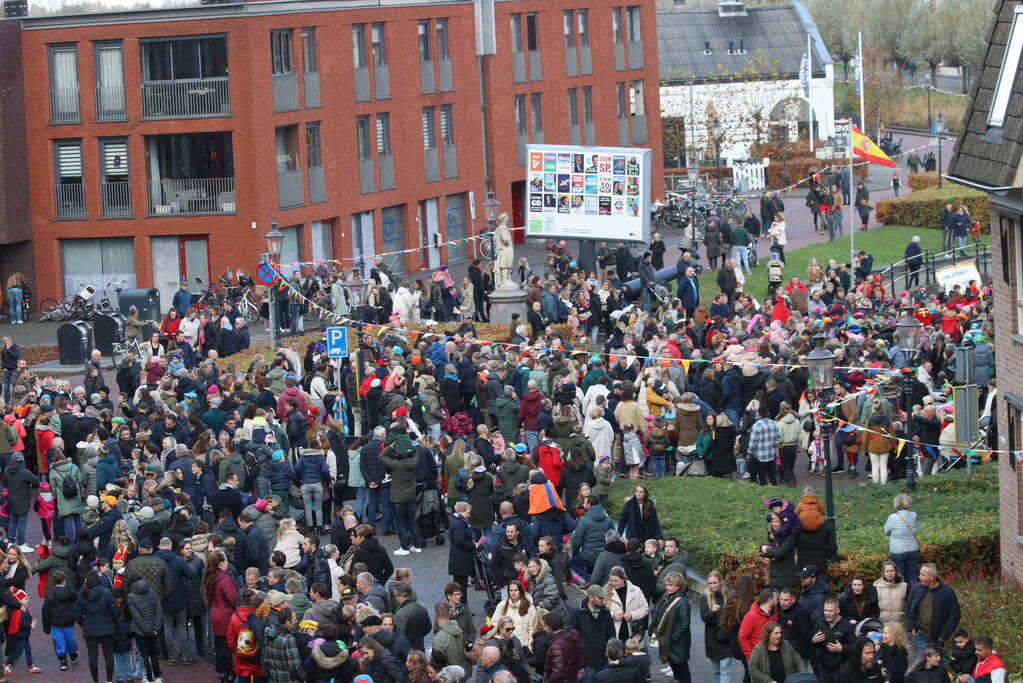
[618,538,656,601]
[759,512,798,590]
[491,583,537,647]
[2,452,39,548]
[528,557,566,620]
[699,571,731,680]
[204,551,239,679]
[838,574,880,627]
[41,570,79,668]
[590,532,627,588]
[263,607,305,683]
[617,485,662,541]
[583,410,614,463]
[33,542,72,593]
[559,453,595,512]
[75,572,120,683]
[127,579,164,683]
[495,450,530,500]
[650,572,691,682]
[447,502,477,600]
[571,498,613,577]
[738,590,778,660]
[464,464,495,532]
[48,454,85,539]
[95,448,121,492]
[227,589,267,682]
[605,566,649,643]
[873,561,907,626]
[542,612,585,683]
[706,413,738,478]
[379,434,421,553]
[307,625,355,683]
[748,622,803,683]
[795,490,837,573]
[294,447,329,532]
[154,538,198,664]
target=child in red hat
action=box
[5,586,41,674]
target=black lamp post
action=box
[896,315,924,491]
[934,112,945,188]
[264,222,284,349]
[806,335,837,536]
[710,117,722,192]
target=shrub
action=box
[908,172,940,192]
[876,186,990,232]
[952,571,1023,678]
[608,468,999,589]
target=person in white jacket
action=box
[392,284,416,323]
[583,409,614,463]
[768,214,787,262]
[178,309,201,346]
[605,566,649,642]
[582,381,610,423]
[489,583,536,647]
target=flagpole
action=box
[849,131,856,264]
[857,31,866,132]
[808,32,815,152]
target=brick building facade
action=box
[5,0,661,310]
[947,0,1023,585]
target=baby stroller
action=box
[473,547,502,614]
[415,484,445,546]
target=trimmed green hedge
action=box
[908,172,941,192]
[609,469,999,588]
[876,186,990,232]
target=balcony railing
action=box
[50,88,81,124]
[141,78,230,119]
[55,183,86,219]
[95,85,127,121]
[101,181,132,217]
[147,177,235,215]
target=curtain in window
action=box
[51,49,79,118]
[96,45,125,117]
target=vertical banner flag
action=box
[799,50,811,98]
[853,52,862,97]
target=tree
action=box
[807,0,859,80]
[865,0,916,77]
[947,0,995,92]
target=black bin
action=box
[118,288,162,322]
[57,321,92,366]
[93,313,126,356]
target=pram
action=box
[416,485,445,546]
[472,547,502,614]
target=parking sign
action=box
[326,326,349,358]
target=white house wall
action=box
[661,66,835,162]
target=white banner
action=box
[935,260,982,292]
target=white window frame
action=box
[990,6,1023,127]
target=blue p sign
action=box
[326,326,349,358]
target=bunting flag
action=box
[852,124,897,168]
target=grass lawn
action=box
[693,226,989,300]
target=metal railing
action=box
[55,183,86,219]
[877,241,991,293]
[101,181,132,217]
[95,85,127,121]
[50,87,81,124]
[141,78,230,119]
[147,177,235,215]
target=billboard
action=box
[525,144,651,243]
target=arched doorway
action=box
[769,97,817,143]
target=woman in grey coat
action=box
[127,579,164,683]
[527,557,566,620]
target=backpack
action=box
[61,471,80,499]
[234,612,263,660]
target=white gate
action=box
[730,160,768,192]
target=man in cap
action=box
[797,564,830,623]
[87,494,123,551]
[567,585,616,683]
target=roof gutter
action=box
[943,173,1012,192]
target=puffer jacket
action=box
[674,403,702,447]
[126,579,163,636]
[838,584,880,623]
[543,627,584,683]
[76,584,121,637]
[495,460,530,498]
[294,449,328,485]
[572,504,613,563]
[606,579,649,640]
[218,452,247,485]
[122,554,172,601]
[873,576,907,625]
[33,543,72,591]
[529,559,566,619]
[96,453,121,490]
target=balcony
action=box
[101,181,132,218]
[50,88,81,124]
[96,85,127,122]
[147,178,235,215]
[141,78,230,119]
[55,183,86,219]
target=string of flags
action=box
[265,262,1013,461]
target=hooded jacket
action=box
[738,602,778,659]
[76,583,121,637]
[529,558,566,619]
[42,584,78,630]
[516,391,544,431]
[572,505,613,563]
[620,552,656,601]
[591,540,627,587]
[2,458,40,515]
[496,460,530,498]
[127,579,163,636]
[308,640,355,683]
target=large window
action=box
[578,9,590,46]
[531,93,543,134]
[275,125,299,171]
[49,45,80,123]
[54,139,84,219]
[279,225,302,274]
[305,122,321,168]
[436,19,450,61]
[990,6,1023,127]
[142,36,227,81]
[568,88,579,126]
[270,30,292,75]
[630,80,645,116]
[301,28,317,73]
[616,82,627,118]
[445,193,468,263]
[515,95,527,134]
[418,20,432,62]
[612,7,623,43]
[99,137,130,217]
[564,11,575,50]
[371,23,386,66]
[526,13,539,51]
[60,238,135,295]
[422,107,437,150]
[381,206,406,273]
[357,115,372,160]
[352,24,367,68]
[583,85,593,123]
[510,14,523,53]
[94,42,125,121]
[626,6,641,41]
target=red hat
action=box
[10,587,26,602]
[411,356,422,366]
[113,545,128,563]
[394,406,408,418]
[207,385,219,394]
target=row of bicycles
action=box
[652,191,750,238]
[37,281,127,323]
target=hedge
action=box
[876,186,990,232]
[955,574,1023,678]
[609,468,999,589]
[908,172,940,192]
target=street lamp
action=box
[896,314,924,490]
[934,112,945,188]
[264,222,284,349]
[710,117,722,192]
[806,336,838,536]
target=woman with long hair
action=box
[720,575,756,683]
[490,582,536,646]
[406,650,430,683]
[651,572,691,683]
[180,539,207,658]
[905,644,950,683]
[699,571,732,683]
[878,622,910,683]
[203,550,238,683]
[106,519,136,561]
[3,545,31,590]
[748,622,802,683]
[617,484,663,541]
[76,570,120,683]
[874,560,908,626]
[275,518,304,569]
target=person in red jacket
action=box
[965,635,1006,683]
[227,588,266,682]
[738,589,778,659]
[537,439,565,488]
[203,551,239,682]
[541,612,584,683]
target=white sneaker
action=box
[410,546,422,553]
[660,666,673,674]
[19,545,34,553]
[393,548,410,556]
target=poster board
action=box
[525,144,651,243]
[935,260,982,291]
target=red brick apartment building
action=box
[947,0,1023,584]
[0,0,661,309]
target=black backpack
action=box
[61,472,80,499]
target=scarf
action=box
[652,594,684,660]
[447,601,466,621]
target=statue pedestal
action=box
[488,285,527,324]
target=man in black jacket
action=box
[360,426,393,535]
[811,598,856,682]
[778,587,813,662]
[905,563,961,653]
[491,522,530,586]
[352,524,395,585]
[638,252,657,313]
[238,509,269,575]
[298,534,331,590]
[1,452,39,551]
[567,587,616,680]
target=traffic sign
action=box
[256,261,278,286]
[326,326,349,358]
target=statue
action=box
[493,212,517,290]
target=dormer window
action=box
[989,5,1023,127]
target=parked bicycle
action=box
[38,285,96,322]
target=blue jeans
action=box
[391,501,421,550]
[5,635,32,666]
[651,456,665,478]
[525,431,539,454]
[428,423,441,440]
[51,625,78,658]
[957,234,967,250]
[289,303,302,334]
[301,482,324,527]
[891,550,919,584]
[912,633,936,655]
[710,657,732,683]
[2,369,13,406]
[734,245,750,273]
[6,287,22,323]
[8,513,27,545]
[354,487,368,522]
[567,554,595,581]
[365,485,393,532]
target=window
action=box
[381,206,406,273]
[271,30,293,74]
[578,10,590,46]
[422,106,437,150]
[440,104,455,146]
[531,93,543,133]
[301,28,317,73]
[564,11,575,49]
[55,140,83,185]
[568,88,579,126]
[526,13,538,51]
[352,24,367,68]
[280,225,301,271]
[49,45,80,123]
[630,80,645,116]
[376,113,391,155]
[418,20,431,62]
[990,6,1023,127]
[1014,216,1023,334]
[436,18,450,60]
[142,36,228,81]
[94,42,124,121]
[515,95,527,134]
[510,14,523,53]
[616,82,627,117]
[612,8,623,43]
[356,115,372,160]
[275,125,299,171]
[626,6,641,42]
[371,23,386,66]
[61,238,135,287]
[583,85,593,123]
[100,138,128,181]
[305,122,321,168]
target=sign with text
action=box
[525,144,651,243]
[935,260,982,292]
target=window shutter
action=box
[58,143,82,179]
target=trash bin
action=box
[93,313,125,356]
[118,288,161,322]
[57,321,92,366]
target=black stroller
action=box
[472,547,502,614]
[415,484,445,546]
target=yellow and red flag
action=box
[851,125,896,167]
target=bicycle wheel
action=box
[243,301,260,324]
[731,200,749,221]
[478,234,494,260]
[663,210,683,230]
[39,298,59,314]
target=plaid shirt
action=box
[747,417,781,462]
[263,624,303,683]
